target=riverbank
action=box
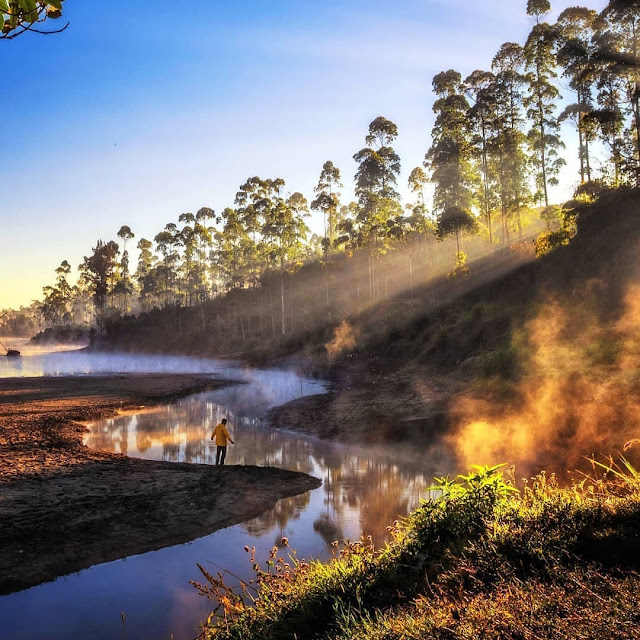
[198,464,640,640]
[266,360,456,446]
[0,374,321,595]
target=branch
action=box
[0,20,68,39]
[0,4,69,40]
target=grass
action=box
[193,460,640,639]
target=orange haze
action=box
[450,282,640,477]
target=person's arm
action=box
[226,426,234,444]
[211,426,216,441]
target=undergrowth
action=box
[193,459,640,640]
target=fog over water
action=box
[0,351,452,640]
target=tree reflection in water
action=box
[85,384,451,546]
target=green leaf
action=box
[0,0,8,14]
[0,14,3,31]
[47,0,63,8]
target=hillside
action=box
[94,188,640,476]
[268,187,640,476]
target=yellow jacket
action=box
[211,423,234,446]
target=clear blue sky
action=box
[0,0,607,309]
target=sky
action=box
[0,0,608,310]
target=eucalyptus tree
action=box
[216,207,250,291]
[41,260,72,325]
[556,7,600,184]
[261,192,310,335]
[408,167,428,209]
[79,240,120,320]
[465,69,499,246]
[178,213,201,305]
[235,177,286,287]
[426,70,475,217]
[115,226,135,312]
[194,207,216,299]
[492,42,530,242]
[311,162,342,320]
[437,206,478,276]
[0,0,67,39]
[135,238,157,310]
[524,0,566,209]
[335,204,365,310]
[154,225,181,306]
[353,116,402,300]
[311,161,342,253]
[599,0,640,183]
[386,208,429,294]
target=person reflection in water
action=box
[211,418,234,465]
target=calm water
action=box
[0,350,452,640]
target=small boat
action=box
[0,337,20,358]
[0,313,20,357]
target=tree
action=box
[353,116,402,301]
[79,240,120,323]
[426,70,476,216]
[115,226,135,312]
[590,17,628,185]
[154,225,180,306]
[408,167,428,209]
[556,7,600,184]
[135,238,157,310]
[437,206,479,276]
[262,192,309,334]
[599,0,640,183]
[387,209,429,294]
[1,1,68,39]
[524,0,566,209]
[492,42,531,242]
[311,161,342,254]
[466,69,499,247]
[235,177,285,288]
[311,162,343,320]
[41,260,72,325]
[216,207,250,291]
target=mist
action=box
[450,280,640,478]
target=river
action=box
[0,349,453,640]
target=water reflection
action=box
[0,353,452,640]
[86,384,449,548]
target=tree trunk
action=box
[280,264,285,336]
[409,254,413,295]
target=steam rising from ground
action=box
[326,321,359,361]
[451,282,640,476]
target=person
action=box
[211,418,234,465]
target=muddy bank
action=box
[0,374,321,595]
[266,361,457,447]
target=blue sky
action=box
[0,0,607,309]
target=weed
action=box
[194,460,640,640]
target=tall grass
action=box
[193,459,640,639]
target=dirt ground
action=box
[0,374,321,595]
[267,360,457,446]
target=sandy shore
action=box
[0,374,321,595]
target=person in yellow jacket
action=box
[211,418,234,465]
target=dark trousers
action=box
[216,445,227,465]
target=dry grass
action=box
[195,462,640,640]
